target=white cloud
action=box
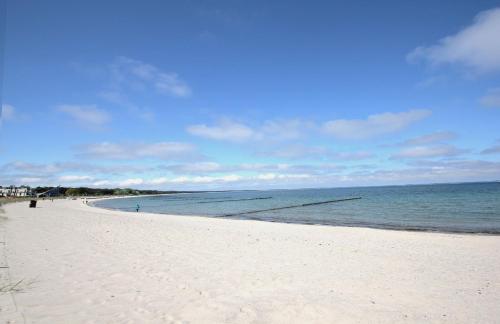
[408,8,500,73]
[58,175,93,182]
[1,104,15,124]
[58,105,111,127]
[479,87,500,108]
[260,119,313,141]
[119,173,311,187]
[262,145,329,159]
[166,175,243,184]
[74,57,191,122]
[19,177,43,184]
[107,160,500,189]
[119,178,144,187]
[186,118,312,143]
[160,162,345,176]
[257,144,373,161]
[98,90,130,106]
[164,162,223,174]
[345,160,500,185]
[1,161,152,175]
[189,113,430,143]
[147,177,169,185]
[110,56,191,98]
[391,145,465,159]
[322,109,431,140]
[481,140,500,154]
[76,142,198,160]
[332,151,373,160]
[255,173,311,181]
[187,119,256,142]
[4,159,500,189]
[400,131,457,146]
[93,180,112,186]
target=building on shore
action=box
[0,186,34,197]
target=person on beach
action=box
[136,204,140,212]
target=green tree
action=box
[65,188,81,196]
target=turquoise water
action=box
[93,182,500,233]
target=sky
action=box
[1,0,500,190]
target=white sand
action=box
[1,199,499,323]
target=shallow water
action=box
[93,182,500,233]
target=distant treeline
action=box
[32,186,194,197]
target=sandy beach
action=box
[1,199,499,323]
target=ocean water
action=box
[92,182,500,233]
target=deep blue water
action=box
[92,182,500,233]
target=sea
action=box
[92,182,500,234]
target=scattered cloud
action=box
[160,174,243,185]
[0,160,157,187]
[18,177,44,184]
[119,178,144,187]
[57,104,111,128]
[104,173,313,188]
[481,140,500,154]
[391,144,466,159]
[161,162,345,176]
[260,119,314,141]
[187,118,313,143]
[399,131,457,146]
[109,56,191,98]
[322,109,431,140]
[347,160,500,185]
[75,160,500,188]
[75,142,199,161]
[1,104,15,124]
[163,162,224,174]
[257,144,373,161]
[92,180,112,186]
[58,175,93,182]
[479,87,500,108]
[3,158,499,189]
[189,112,430,143]
[0,161,152,175]
[260,144,329,160]
[332,151,373,160]
[98,90,131,107]
[73,57,192,123]
[187,119,256,142]
[407,7,500,73]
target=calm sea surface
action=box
[92,182,500,233]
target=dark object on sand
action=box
[29,200,37,208]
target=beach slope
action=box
[1,199,499,323]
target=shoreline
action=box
[2,199,500,323]
[89,195,500,236]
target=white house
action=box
[0,186,34,197]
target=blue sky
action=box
[1,0,500,189]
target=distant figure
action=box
[136,204,140,212]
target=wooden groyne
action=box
[198,197,272,204]
[217,197,362,218]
